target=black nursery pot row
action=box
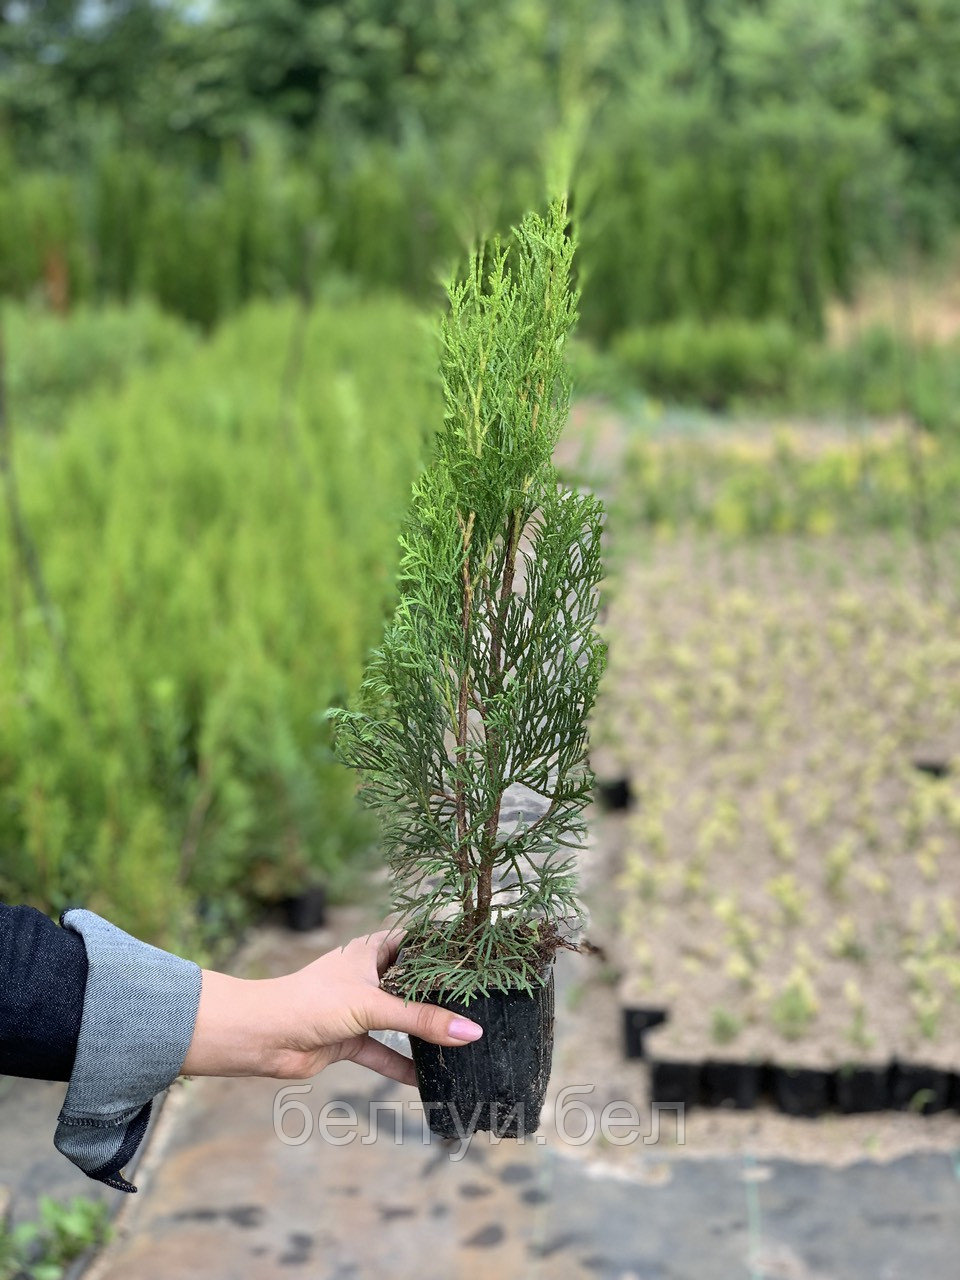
[648,1057,960,1118]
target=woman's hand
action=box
[181,927,482,1085]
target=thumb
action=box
[367,990,484,1047]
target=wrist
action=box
[181,970,289,1078]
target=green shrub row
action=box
[606,317,960,433]
[4,300,198,432]
[0,297,437,951]
[612,319,799,409]
[0,99,890,340]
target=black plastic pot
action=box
[622,1007,669,1060]
[834,1064,890,1114]
[596,777,635,812]
[281,885,327,932]
[890,1062,952,1115]
[771,1066,833,1117]
[650,1059,701,1108]
[701,1060,764,1110]
[410,965,555,1139]
[912,758,950,779]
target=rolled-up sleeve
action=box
[54,909,202,1193]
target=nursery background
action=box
[3,0,960,950]
[2,2,960,1271]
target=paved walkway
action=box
[56,909,957,1280]
[3,890,959,1279]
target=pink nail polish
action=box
[449,1017,483,1042]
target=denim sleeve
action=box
[0,904,88,1081]
[55,909,203,1193]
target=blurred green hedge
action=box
[0,105,888,342]
[613,319,800,409]
[606,317,960,434]
[0,297,436,951]
[5,300,198,432]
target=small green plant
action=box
[824,835,855,898]
[0,1196,110,1280]
[770,967,819,1041]
[828,915,867,962]
[843,979,875,1052]
[331,200,606,1002]
[767,873,807,927]
[710,1006,743,1046]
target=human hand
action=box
[181,927,482,1085]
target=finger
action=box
[373,928,404,976]
[365,990,484,1047]
[349,927,403,977]
[348,1035,417,1087]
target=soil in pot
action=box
[409,965,555,1139]
[596,777,635,811]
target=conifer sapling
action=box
[330,199,606,1003]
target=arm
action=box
[2,907,480,1193]
[0,904,88,1081]
[181,929,483,1084]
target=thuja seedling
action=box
[770,967,819,1041]
[767,873,807,927]
[710,1006,743,1047]
[330,199,606,1004]
[828,915,867,963]
[824,835,855,898]
[910,989,943,1042]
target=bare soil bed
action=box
[591,533,960,1082]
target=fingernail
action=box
[449,1017,483,1042]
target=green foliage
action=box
[614,425,959,538]
[612,319,800,408]
[600,312,960,438]
[770,968,819,1040]
[0,1195,109,1280]
[863,0,960,231]
[0,296,436,948]
[579,104,891,341]
[2,0,956,341]
[330,202,606,1001]
[4,300,197,432]
[710,1006,742,1046]
[799,328,960,435]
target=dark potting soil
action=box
[650,1059,702,1109]
[596,777,636,812]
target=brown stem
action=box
[179,760,213,886]
[455,510,475,914]
[472,371,547,932]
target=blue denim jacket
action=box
[0,904,202,1192]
